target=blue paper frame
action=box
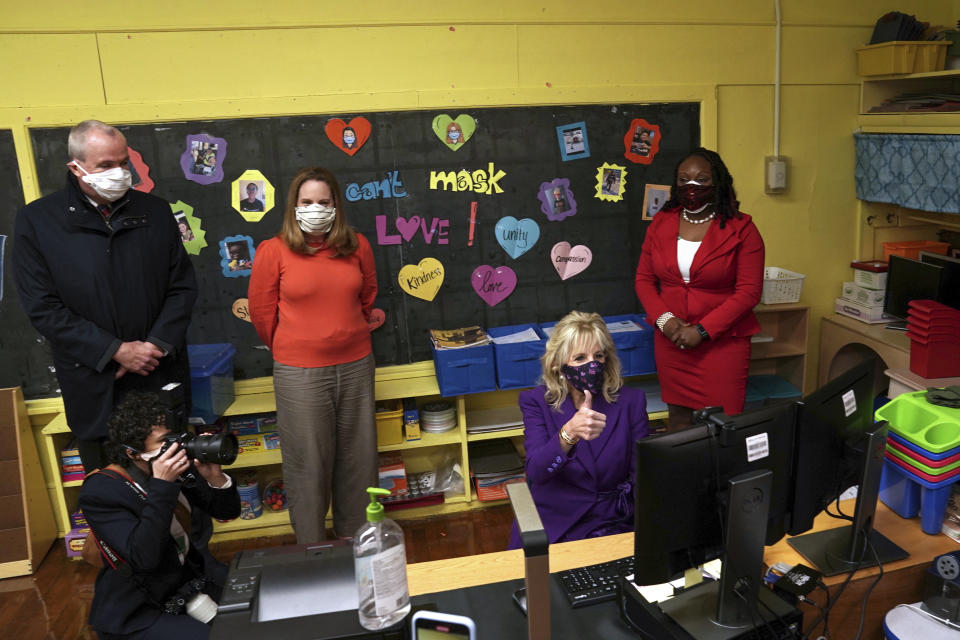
[219,235,256,278]
[556,122,590,161]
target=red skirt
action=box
[653,331,750,415]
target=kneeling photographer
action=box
[80,391,241,640]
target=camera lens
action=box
[183,433,239,465]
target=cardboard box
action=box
[377,452,408,496]
[64,526,90,559]
[70,511,88,530]
[236,431,281,454]
[841,281,885,308]
[852,268,887,291]
[835,298,895,324]
[402,398,421,442]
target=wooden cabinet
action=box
[750,303,809,394]
[0,388,56,577]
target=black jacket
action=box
[13,173,198,440]
[79,465,241,635]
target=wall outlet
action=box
[765,155,788,194]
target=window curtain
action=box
[854,133,960,214]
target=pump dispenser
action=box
[354,487,411,630]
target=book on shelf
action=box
[429,326,491,350]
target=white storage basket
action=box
[761,267,805,304]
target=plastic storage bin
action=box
[488,323,548,390]
[761,267,805,304]
[881,240,950,261]
[881,456,957,534]
[187,343,236,424]
[375,400,404,447]
[855,41,948,76]
[432,343,496,397]
[603,315,655,376]
[879,457,922,519]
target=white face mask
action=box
[295,203,336,234]
[74,161,132,202]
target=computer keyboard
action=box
[557,555,635,608]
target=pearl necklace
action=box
[681,209,716,225]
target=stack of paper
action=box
[465,407,524,435]
[469,440,525,501]
[429,326,491,350]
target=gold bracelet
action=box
[559,428,578,445]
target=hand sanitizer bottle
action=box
[354,487,411,630]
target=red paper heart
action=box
[325,117,372,156]
[368,308,386,331]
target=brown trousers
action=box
[273,353,378,543]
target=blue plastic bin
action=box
[187,343,236,424]
[748,374,802,406]
[603,315,655,376]
[540,314,655,377]
[488,323,547,390]
[432,343,496,397]
[879,457,956,534]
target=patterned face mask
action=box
[561,359,605,395]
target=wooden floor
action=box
[0,503,514,640]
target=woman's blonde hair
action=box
[279,167,358,257]
[541,311,622,411]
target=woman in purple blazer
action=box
[510,311,650,547]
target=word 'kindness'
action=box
[429,162,506,195]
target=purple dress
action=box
[509,386,650,548]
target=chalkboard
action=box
[26,103,699,387]
[0,130,60,397]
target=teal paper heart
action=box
[494,216,540,259]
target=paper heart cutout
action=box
[368,308,386,331]
[398,258,445,301]
[471,265,517,307]
[395,216,421,242]
[324,117,372,156]
[494,216,540,259]
[550,242,593,280]
[432,114,476,151]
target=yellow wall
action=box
[1,1,954,392]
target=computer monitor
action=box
[787,358,909,576]
[919,250,960,312]
[883,255,943,324]
[633,402,797,638]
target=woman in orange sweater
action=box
[248,167,378,543]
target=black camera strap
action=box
[87,467,205,613]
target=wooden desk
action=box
[819,314,910,385]
[410,502,956,638]
[886,367,960,399]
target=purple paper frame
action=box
[537,178,578,222]
[180,133,227,185]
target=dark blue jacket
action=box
[13,173,197,440]
[79,465,240,635]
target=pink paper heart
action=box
[395,216,421,242]
[368,308,385,331]
[550,242,593,280]
[471,265,517,307]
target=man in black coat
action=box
[80,391,240,639]
[13,120,197,471]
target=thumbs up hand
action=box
[561,389,607,444]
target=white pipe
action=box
[774,0,782,157]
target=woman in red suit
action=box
[635,148,764,429]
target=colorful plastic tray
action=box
[875,390,960,453]
[886,443,960,475]
[884,451,960,484]
[888,430,960,460]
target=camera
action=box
[159,431,239,466]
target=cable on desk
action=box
[734,577,782,640]
[796,595,828,639]
[824,493,853,523]
[851,538,884,640]
[799,526,870,640]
